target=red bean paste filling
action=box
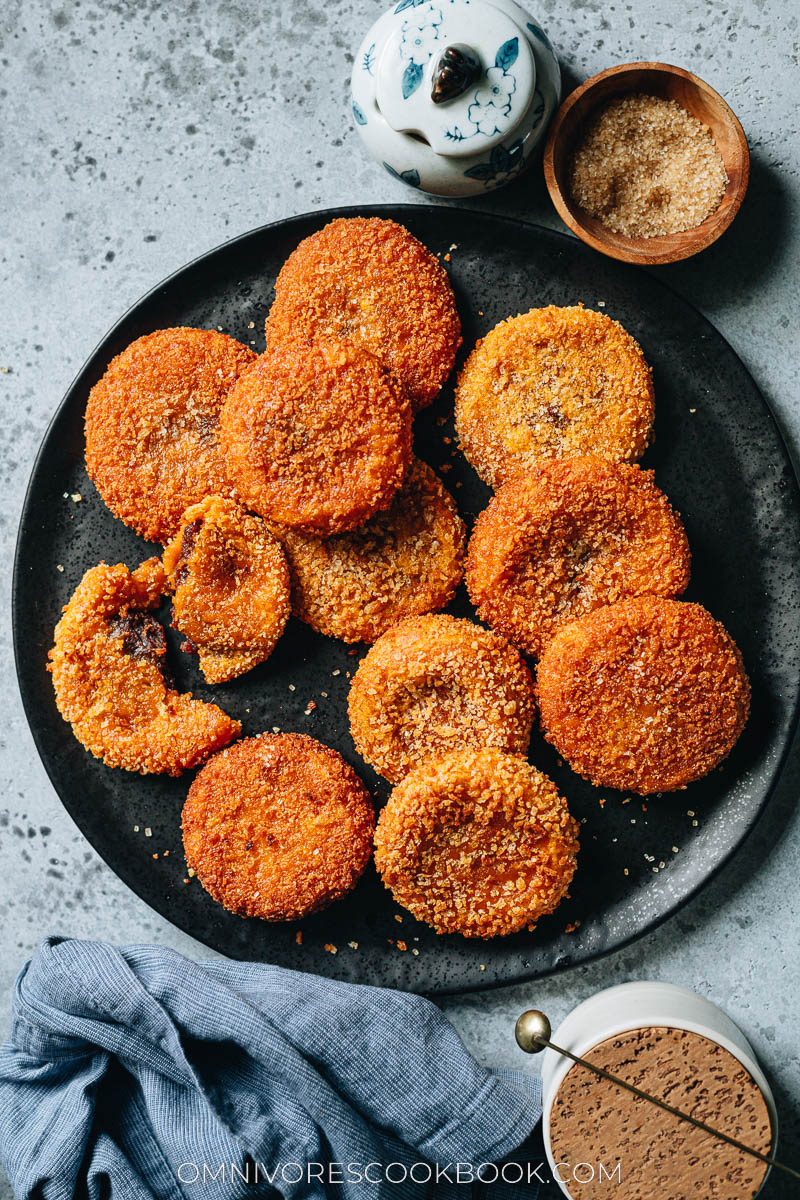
[108,611,175,686]
[174,518,204,586]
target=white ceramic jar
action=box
[351,0,560,197]
[540,982,777,1199]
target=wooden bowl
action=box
[543,62,750,265]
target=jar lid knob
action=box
[431,45,481,105]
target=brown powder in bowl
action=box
[568,94,728,238]
[548,1026,772,1199]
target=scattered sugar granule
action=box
[325,943,337,955]
[348,940,359,950]
[569,93,727,238]
[144,827,152,838]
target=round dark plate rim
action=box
[13,203,800,995]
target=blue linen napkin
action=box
[0,937,546,1199]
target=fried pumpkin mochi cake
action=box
[276,458,466,644]
[374,748,579,938]
[183,733,374,921]
[455,306,654,488]
[537,597,750,794]
[49,558,240,775]
[265,216,461,409]
[220,336,412,536]
[85,327,256,544]
[467,457,690,657]
[348,614,535,783]
[163,496,291,684]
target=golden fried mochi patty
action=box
[348,614,535,783]
[48,558,240,775]
[466,457,690,657]
[537,598,750,794]
[266,217,461,408]
[162,496,291,685]
[455,306,654,488]
[85,327,256,543]
[277,459,466,644]
[373,749,579,937]
[219,337,412,535]
[182,733,375,921]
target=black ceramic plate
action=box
[14,205,800,994]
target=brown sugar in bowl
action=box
[543,62,750,265]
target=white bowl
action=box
[540,982,777,1199]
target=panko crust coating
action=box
[466,457,690,657]
[182,733,375,921]
[219,337,412,535]
[48,558,240,775]
[536,597,750,794]
[348,614,535,783]
[455,306,654,488]
[162,496,291,685]
[85,327,256,544]
[373,749,579,938]
[276,458,466,644]
[265,217,461,408]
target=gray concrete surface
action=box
[1,0,798,1194]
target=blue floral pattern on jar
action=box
[396,4,444,97]
[444,36,519,140]
[383,162,422,187]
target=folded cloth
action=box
[0,937,544,1200]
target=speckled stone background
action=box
[1,0,798,1195]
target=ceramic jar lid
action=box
[374,0,536,157]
